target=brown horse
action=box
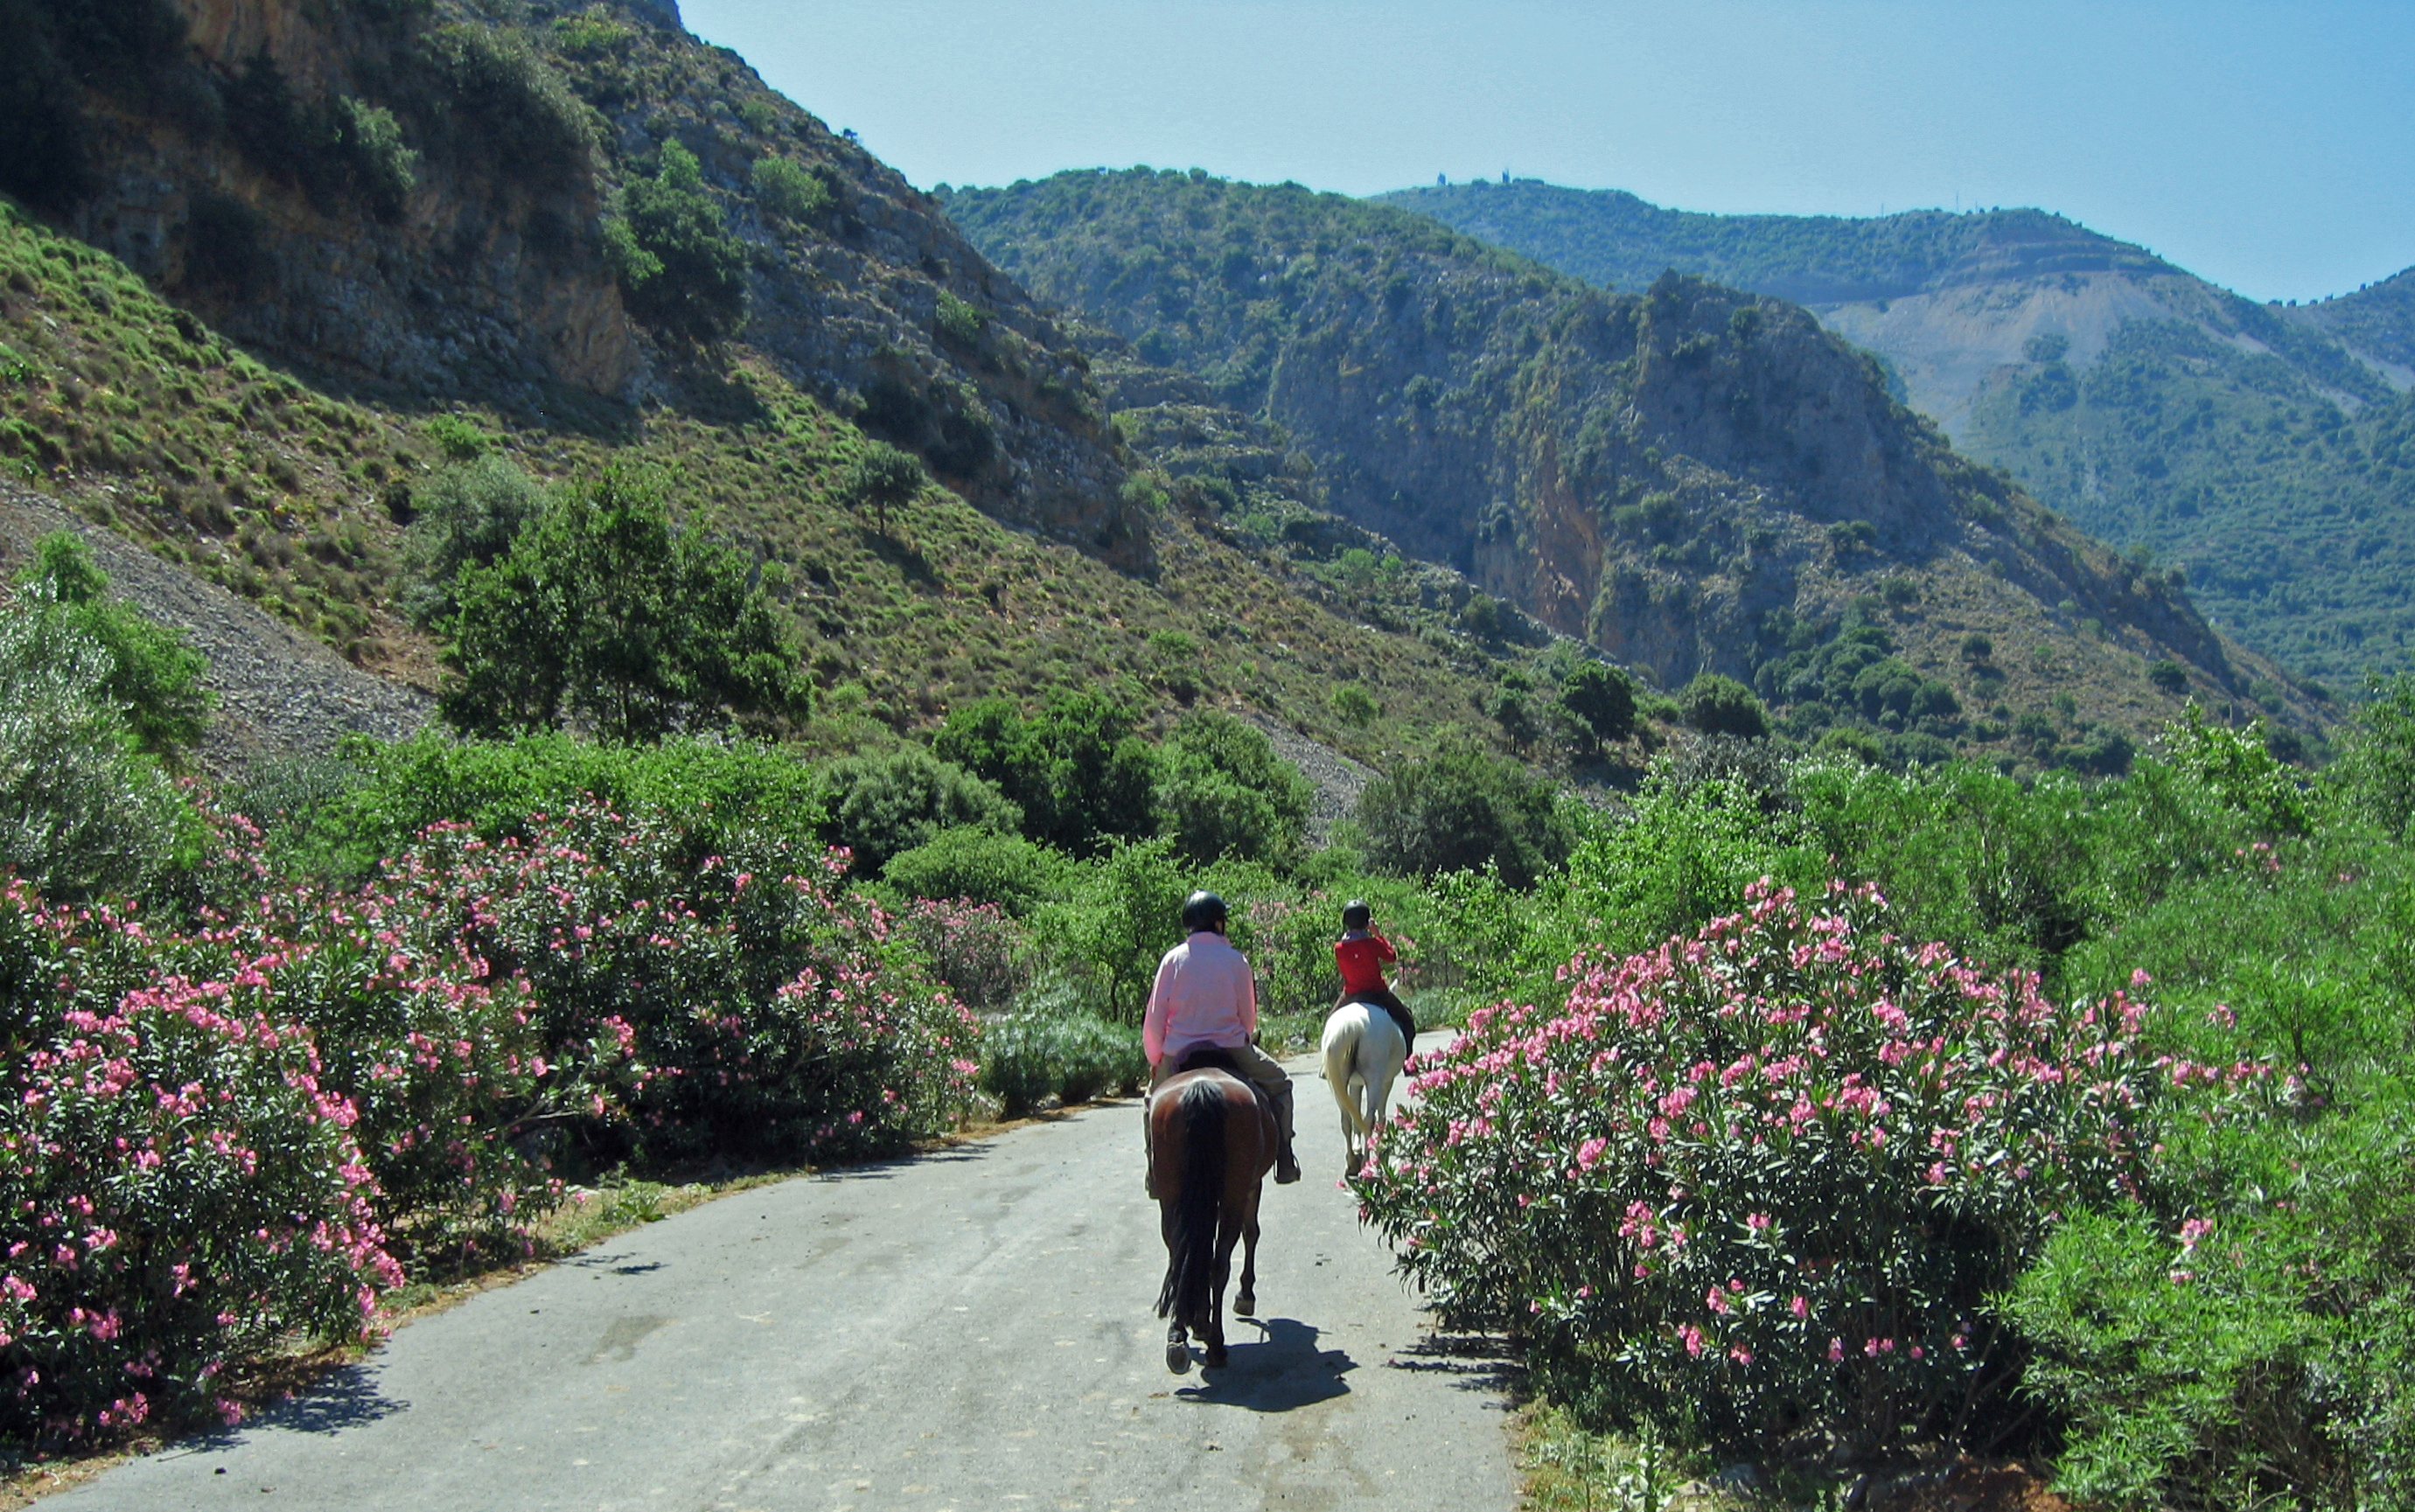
[1149,1058,1276,1372]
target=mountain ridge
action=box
[1380,180,2415,686]
[944,169,2321,765]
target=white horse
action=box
[1320,1000,1408,1179]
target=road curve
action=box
[61,1035,1516,1511]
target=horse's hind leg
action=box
[1202,1237,1232,1369]
[1234,1196,1260,1319]
[1166,1320,1190,1375]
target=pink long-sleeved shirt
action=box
[1143,930,1258,1066]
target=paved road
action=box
[64,1035,1515,1511]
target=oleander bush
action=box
[891,896,1029,1013]
[0,875,400,1448]
[381,801,981,1163]
[1357,879,2260,1463]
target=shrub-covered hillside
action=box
[944,170,2323,768]
[0,2,1578,765]
[1384,180,2415,687]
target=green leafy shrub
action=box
[1359,881,2251,1461]
[17,533,211,764]
[419,414,495,462]
[934,692,1161,855]
[934,290,986,347]
[1355,743,1571,888]
[750,154,827,224]
[415,23,594,180]
[606,139,747,342]
[819,748,1019,875]
[978,1003,1146,1115]
[256,730,827,885]
[880,825,1071,917]
[401,454,547,626]
[2009,1092,2415,1510]
[334,96,417,218]
[0,578,194,900]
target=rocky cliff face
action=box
[947,170,2322,738]
[30,0,1149,569]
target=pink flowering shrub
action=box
[0,799,981,1447]
[893,898,1029,1013]
[0,879,398,1447]
[388,803,981,1160]
[1357,879,2260,1461]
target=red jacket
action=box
[1333,930,1396,998]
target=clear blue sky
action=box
[679,0,2415,303]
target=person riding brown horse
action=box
[1143,890,1297,1373]
[1142,891,1301,1187]
[1148,1047,1275,1371]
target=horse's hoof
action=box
[1166,1341,1191,1375]
[1204,1345,1229,1369]
[1235,1292,1256,1317]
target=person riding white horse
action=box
[1322,899,1413,1177]
[1142,890,1302,1188]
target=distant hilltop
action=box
[1380,179,2415,688]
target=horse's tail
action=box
[1322,1008,1369,1139]
[1155,1077,1227,1327]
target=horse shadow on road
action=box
[1176,1317,1355,1412]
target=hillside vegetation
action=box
[946,169,2320,770]
[0,1,1555,767]
[1384,180,2415,686]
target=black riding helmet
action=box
[1181,890,1229,933]
[1342,898,1372,930]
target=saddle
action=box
[1174,1045,1244,1077]
[1171,1046,1279,1128]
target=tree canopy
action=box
[439,467,810,742]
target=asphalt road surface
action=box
[63,1035,1516,1511]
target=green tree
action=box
[1042,836,1190,1021]
[17,533,210,765]
[819,749,1020,875]
[845,441,925,536]
[1155,709,1313,867]
[1356,743,1571,888]
[605,139,748,342]
[439,467,810,742]
[1679,672,1768,738]
[1559,659,1637,747]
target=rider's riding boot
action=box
[1273,1081,1302,1184]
